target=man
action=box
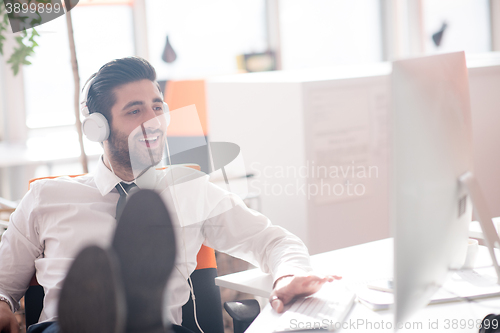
[0,57,339,333]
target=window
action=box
[145,0,267,80]
[23,5,135,129]
[21,4,135,170]
[23,17,73,129]
[279,0,383,70]
[422,0,491,54]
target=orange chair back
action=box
[28,174,85,190]
[196,246,217,270]
[164,80,209,136]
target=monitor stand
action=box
[460,171,500,283]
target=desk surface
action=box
[216,238,500,333]
[470,217,500,239]
[0,142,100,168]
[216,238,394,298]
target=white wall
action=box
[206,77,309,243]
[207,65,391,253]
[468,63,500,217]
[207,56,500,254]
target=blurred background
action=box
[1,0,498,198]
[1,0,499,249]
[1,1,500,332]
[1,0,500,253]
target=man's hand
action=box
[269,274,342,313]
[0,301,18,333]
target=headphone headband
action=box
[80,75,96,118]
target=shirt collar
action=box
[94,156,124,196]
[93,156,160,196]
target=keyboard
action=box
[246,282,356,332]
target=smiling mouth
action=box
[138,135,160,148]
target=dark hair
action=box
[85,57,158,124]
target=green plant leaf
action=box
[0,0,40,75]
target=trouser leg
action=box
[26,321,59,333]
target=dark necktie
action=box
[115,182,138,220]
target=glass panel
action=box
[71,6,135,82]
[23,5,135,129]
[422,0,491,54]
[279,0,383,70]
[145,0,267,79]
[23,18,74,128]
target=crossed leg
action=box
[51,189,181,333]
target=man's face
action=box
[105,79,167,176]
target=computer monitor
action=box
[392,51,475,325]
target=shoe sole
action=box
[112,189,177,333]
[58,246,126,333]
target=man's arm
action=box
[202,195,312,279]
[0,185,42,325]
[0,300,18,333]
[201,189,340,312]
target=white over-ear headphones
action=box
[80,75,171,142]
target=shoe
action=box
[58,245,126,333]
[112,189,177,333]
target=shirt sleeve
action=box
[0,184,43,312]
[201,185,313,284]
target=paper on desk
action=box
[352,266,500,311]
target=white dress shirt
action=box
[0,157,312,325]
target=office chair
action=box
[23,170,260,333]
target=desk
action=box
[0,142,100,200]
[470,217,500,240]
[216,238,500,332]
[0,142,100,168]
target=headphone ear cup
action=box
[163,102,170,127]
[82,113,110,142]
